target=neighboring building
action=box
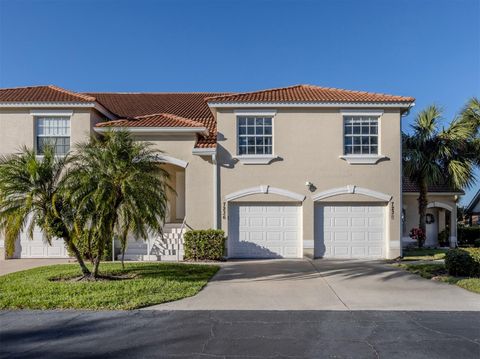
[0,84,462,260]
[465,189,480,226]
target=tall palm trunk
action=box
[92,205,120,279]
[417,177,428,241]
[65,238,90,275]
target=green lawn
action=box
[399,263,480,294]
[401,248,448,261]
[0,262,219,310]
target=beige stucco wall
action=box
[215,107,403,258]
[0,107,104,155]
[132,134,214,230]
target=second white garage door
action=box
[315,204,386,259]
[228,203,302,258]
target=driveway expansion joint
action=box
[306,258,350,310]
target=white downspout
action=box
[212,152,218,229]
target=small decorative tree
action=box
[409,227,426,248]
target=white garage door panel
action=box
[20,226,69,258]
[315,204,386,259]
[229,204,302,258]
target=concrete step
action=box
[160,233,184,240]
[120,254,145,261]
[155,238,183,245]
[152,243,184,250]
[159,254,184,261]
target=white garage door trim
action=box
[228,203,302,259]
[315,203,387,259]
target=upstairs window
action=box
[36,116,71,155]
[237,116,273,155]
[343,116,378,155]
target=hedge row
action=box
[457,226,480,246]
[183,229,226,261]
[445,248,480,277]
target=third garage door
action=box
[314,204,386,259]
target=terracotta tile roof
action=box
[0,85,95,103]
[86,92,229,148]
[403,177,464,193]
[85,92,227,119]
[96,113,206,130]
[206,84,415,104]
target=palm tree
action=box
[0,146,90,274]
[403,99,480,242]
[67,130,170,278]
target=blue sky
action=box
[0,0,479,204]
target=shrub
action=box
[457,226,480,246]
[409,228,426,248]
[438,228,450,247]
[445,248,480,277]
[184,229,226,261]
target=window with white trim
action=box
[237,116,273,155]
[343,116,378,155]
[36,116,71,155]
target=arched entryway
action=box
[426,201,456,247]
[154,156,187,224]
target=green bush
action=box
[438,229,450,247]
[183,229,226,261]
[457,226,480,246]
[445,248,480,277]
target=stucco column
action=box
[438,209,445,232]
[302,197,314,259]
[450,206,458,248]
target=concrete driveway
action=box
[148,259,480,311]
[0,258,71,276]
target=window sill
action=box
[339,154,387,165]
[235,155,277,165]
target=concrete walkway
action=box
[0,258,72,276]
[147,259,480,311]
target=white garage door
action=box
[19,226,69,258]
[229,203,302,258]
[315,204,386,258]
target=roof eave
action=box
[466,190,480,212]
[0,101,117,120]
[403,191,465,196]
[94,126,208,136]
[207,101,415,109]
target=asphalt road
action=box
[1,310,479,358]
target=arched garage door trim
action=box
[225,185,306,202]
[312,185,392,202]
